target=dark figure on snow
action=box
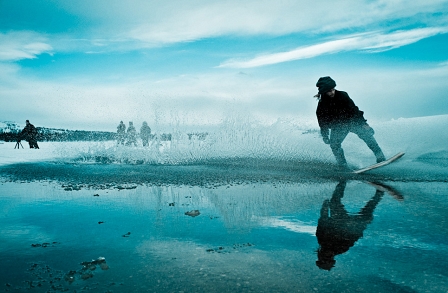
[315,181,384,271]
[315,76,385,170]
[126,121,137,146]
[20,120,39,149]
[117,121,126,145]
[140,121,152,147]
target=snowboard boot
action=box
[337,163,352,172]
[375,151,386,163]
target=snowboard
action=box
[353,152,405,174]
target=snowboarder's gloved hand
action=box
[320,128,330,144]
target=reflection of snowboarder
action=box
[315,76,385,170]
[20,120,39,149]
[126,122,137,146]
[315,181,384,271]
[140,121,152,147]
[117,121,126,145]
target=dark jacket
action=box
[117,122,126,134]
[316,90,366,137]
[21,123,38,141]
[140,125,151,139]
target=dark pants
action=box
[27,139,39,149]
[117,133,125,145]
[329,124,384,166]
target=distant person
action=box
[126,121,137,146]
[117,121,126,145]
[315,76,386,170]
[315,181,384,271]
[140,121,152,147]
[20,120,39,149]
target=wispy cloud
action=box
[0,31,53,61]
[45,0,448,50]
[121,2,448,48]
[256,217,316,235]
[218,27,448,68]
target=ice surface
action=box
[0,114,447,184]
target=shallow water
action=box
[1,175,447,292]
[1,115,448,292]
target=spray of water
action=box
[58,112,331,166]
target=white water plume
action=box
[60,115,329,165]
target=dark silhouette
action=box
[126,121,137,146]
[117,121,126,145]
[315,76,385,170]
[140,121,152,147]
[315,181,384,270]
[20,120,39,149]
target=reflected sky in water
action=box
[1,179,447,292]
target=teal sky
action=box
[1,0,448,131]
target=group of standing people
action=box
[116,121,152,147]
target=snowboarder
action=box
[315,76,385,170]
[140,121,152,147]
[315,181,384,270]
[126,121,137,146]
[20,120,39,149]
[117,121,126,145]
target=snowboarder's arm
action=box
[316,103,331,143]
[340,92,367,124]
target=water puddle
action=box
[0,179,447,292]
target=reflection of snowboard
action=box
[364,181,404,201]
[353,152,405,174]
